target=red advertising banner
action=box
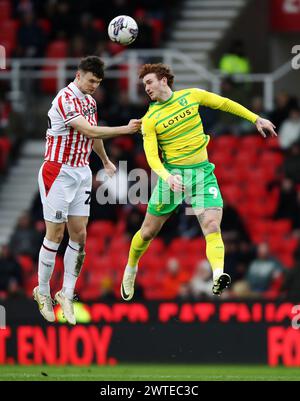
[271,0,300,31]
[1,301,300,366]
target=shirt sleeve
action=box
[57,94,81,125]
[192,88,259,123]
[142,117,171,181]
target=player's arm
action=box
[92,139,116,177]
[143,120,184,192]
[194,89,277,137]
[57,95,141,138]
[69,116,141,139]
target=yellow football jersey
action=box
[141,88,258,181]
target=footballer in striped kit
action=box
[34,56,141,325]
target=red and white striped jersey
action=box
[44,81,98,167]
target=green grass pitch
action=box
[0,364,300,381]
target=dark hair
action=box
[78,56,105,79]
[139,63,174,88]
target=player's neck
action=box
[73,79,86,95]
[156,88,173,103]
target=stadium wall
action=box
[213,0,300,95]
[212,0,270,73]
[270,34,300,96]
[1,300,300,367]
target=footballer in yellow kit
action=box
[120,63,277,301]
[143,87,258,215]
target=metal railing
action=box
[0,49,295,111]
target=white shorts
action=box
[38,161,92,223]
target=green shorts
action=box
[147,160,223,216]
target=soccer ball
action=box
[108,15,138,46]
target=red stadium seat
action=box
[88,220,114,238]
[41,40,68,93]
[268,237,283,254]
[244,184,267,201]
[213,135,238,152]
[110,251,128,271]
[264,136,280,150]
[80,286,101,301]
[114,220,126,235]
[268,240,296,268]
[145,238,165,255]
[235,151,258,167]
[240,135,265,150]
[112,136,134,152]
[0,20,17,48]
[249,220,272,243]
[277,253,294,268]
[209,151,232,167]
[24,275,38,297]
[89,255,114,273]
[233,166,252,183]
[109,236,130,253]
[221,184,243,206]
[261,164,279,182]
[234,166,269,186]
[215,166,237,184]
[268,236,297,255]
[264,274,284,298]
[75,273,86,292]
[107,42,125,56]
[54,255,64,273]
[168,237,191,255]
[140,255,166,274]
[271,219,292,237]
[246,168,269,184]
[246,201,269,218]
[144,286,167,300]
[0,1,11,21]
[178,254,202,274]
[149,18,163,46]
[186,238,206,254]
[17,255,34,274]
[259,152,283,168]
[138,266,163,283]
[46,40,68,58]
[85,237,105,256]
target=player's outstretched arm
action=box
[195,90,277,138]
[255,117,277,138]
[70,116,141,139]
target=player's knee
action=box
[55,233,64,243]
[141,226,158,241]
[46,228,64,244]
[47,234,63,244]
[204,220,220,235]
[76,234,87,246]
[70,229,87,246]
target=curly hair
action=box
[139,63,174,88]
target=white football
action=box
[108,15,138,45]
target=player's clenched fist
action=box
[167,174,185,192]
[127,119,142,133]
